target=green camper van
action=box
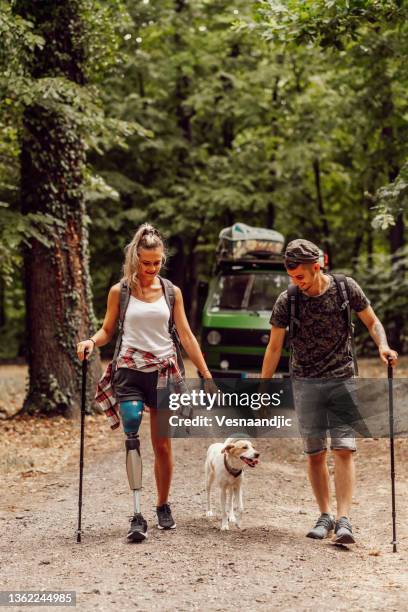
[200,223,291,378]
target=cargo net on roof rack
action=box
[216,223,285,261]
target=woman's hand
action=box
[77,339,95,361]
[203,377,218,396]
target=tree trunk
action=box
[174,0,193,154]
[15,0,101,415]
[186,233,200,333]
[312,158,332,264]
[167,235,186,293]
[351,234,363,270]
[266,203,275,229]
[380,80,404,351]
[388,212,405,353]
[366,201,373,264]
[389,212,405,261]
[0,278,5,329]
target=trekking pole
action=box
[387,356,397,553]
[77,348,88,543]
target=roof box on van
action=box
[217,223,285,260]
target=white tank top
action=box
[121,294,174,359]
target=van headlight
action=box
[207,330,221,345]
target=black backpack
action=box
[111,275,185,384]
[287,273,359,376]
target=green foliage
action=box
[252,0,408,231]
[1,0,408,357]
[354,246,408,351]
[0,204,62,283]
[254,0,405,48]
[373,162,408,230]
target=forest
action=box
[0,0,407,414]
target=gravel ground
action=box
[1,359,408,611]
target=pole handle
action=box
[387,356,393,380]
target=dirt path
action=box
[1,361,408,611]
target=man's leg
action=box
[293,380,335,538]
[330,448,356,544]
[333,449,355,519]
[304,448,335,539]
[307,450,331,514]
[328,380,358,543]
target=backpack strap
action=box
[111,281,131,378]
[158,276,176,333]
[287,284,300,342]
[331,274,350,329]
[331,273,359,377]
[287,284,300,377]
[158,276,185,377]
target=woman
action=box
[77,223,213,542]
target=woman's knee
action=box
[152,437,172,458]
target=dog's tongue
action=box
[243,457,259,467]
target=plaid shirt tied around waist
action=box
[95,346,185,430]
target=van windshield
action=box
[210,272,288,311]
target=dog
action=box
[205,437,260,530]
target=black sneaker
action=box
[156,503,176,530]
[127,513,148,542]
[332,516,355,544]
[306,513,335,539]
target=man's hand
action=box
[379,345,398,367]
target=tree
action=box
[11,0,103,415]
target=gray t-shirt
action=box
[270,276,370,379]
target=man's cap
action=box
[284,239,320,265]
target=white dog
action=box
[205,437,260,530]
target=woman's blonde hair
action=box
[122,223,166,289]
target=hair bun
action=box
[142,225,160,237]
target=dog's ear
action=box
[221,443,234,454]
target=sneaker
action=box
[156,503,176,530]
[332,516,355,544]
[127,513,148,542]
[306,513,335,539]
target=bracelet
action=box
[88,338,96,348]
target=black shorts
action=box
[113,368,159,409]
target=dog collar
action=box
[224,454,242,478]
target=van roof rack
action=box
[216,255,285,273]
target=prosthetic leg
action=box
[126,433,142,514]
[120,400,147,541]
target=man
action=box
[261,239,398,544]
